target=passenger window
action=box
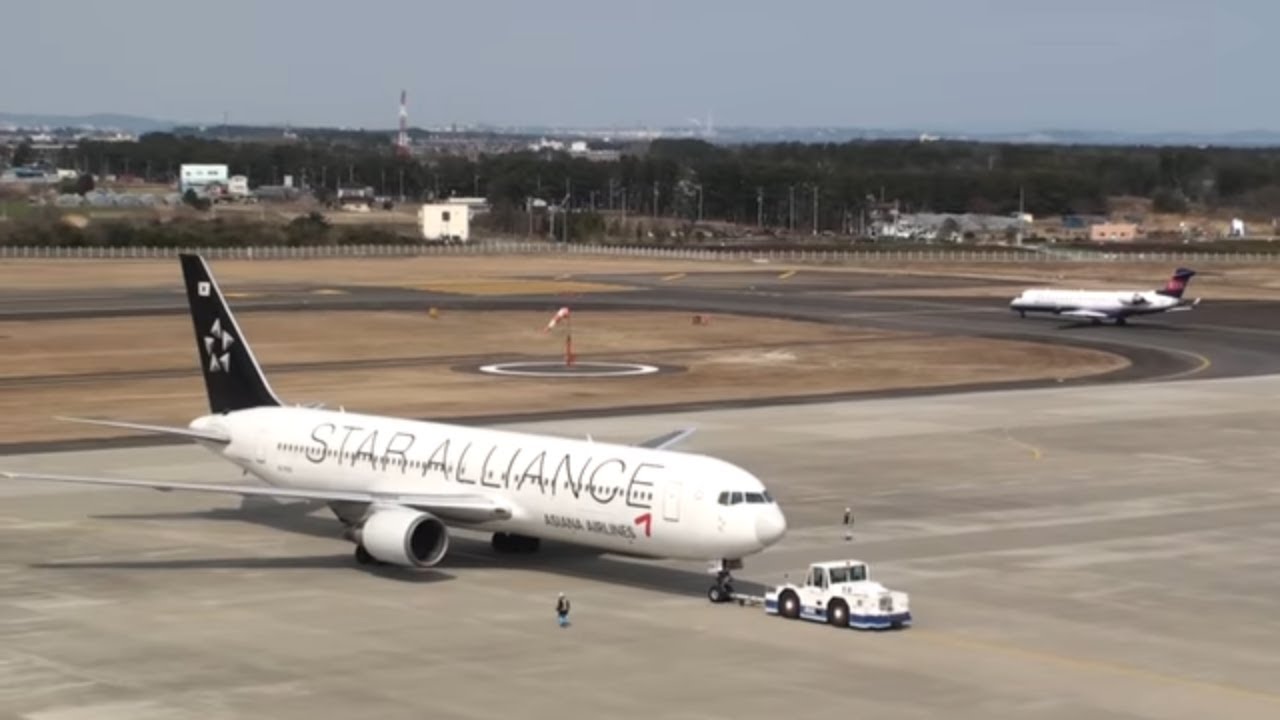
[730,491,743,505]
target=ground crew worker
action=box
[843,507,854,542]
[556,592,571,627]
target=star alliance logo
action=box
[204,318,235,372]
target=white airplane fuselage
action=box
[192,406,784,561]
[1010,288,1185,319]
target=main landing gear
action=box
[354,544,380,565]
[492,532,541,554]
[707,558,744,603]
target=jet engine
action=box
[356,506,450,567]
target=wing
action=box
[1059,309,1111,319]
[56,416,230,444]
[0,471,511,523]
[637,427,696,450]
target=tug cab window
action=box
[809,566,827,589]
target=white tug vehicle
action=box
[763,559,911,630]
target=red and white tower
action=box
[395,89,410,157]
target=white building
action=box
[227,175,250,197]
[179,164,229,194]
[418,202,470,242]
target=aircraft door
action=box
[254,431,268,467]
[662,479,682,522]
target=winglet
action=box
[638,427,696,450]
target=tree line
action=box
[43,133,1280,228]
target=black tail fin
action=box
[1155,267,1197,298]
[180,254,282,413]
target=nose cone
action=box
[755,506,787,547]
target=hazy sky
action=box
[3,1,1274,132]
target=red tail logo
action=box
[634,512,652,537]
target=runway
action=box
[3,268,1277,442]
[4,263,1280,718]
[2,376,1279,719]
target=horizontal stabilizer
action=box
[56,416,231,444]
[638,427,696,450]
[0,471,512,523]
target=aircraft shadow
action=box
[1053,320,1187,332]
[84,499,761,599]
[29,555,456,584]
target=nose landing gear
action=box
[707,558,743,603]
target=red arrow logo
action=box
[634,512,652,537]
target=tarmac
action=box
[2,375,1280,719]
[4,262,1280,718]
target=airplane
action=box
[1008,267,1200,325]
[1,254,787,603]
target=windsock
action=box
[544,306,571,332]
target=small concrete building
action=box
[418,202,470,242]
[1089,222,1140,242]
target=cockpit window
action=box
[718,490,776,506]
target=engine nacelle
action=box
[358,507,450,568]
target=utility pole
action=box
[788,185,795,233]
[1016,185,1025,246]
[812,184,820,235]
[697,184,704,223]
[652,181,659,218]
[756,187,764,228]
[564,177,571,244]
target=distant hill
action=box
[0,112,175,134]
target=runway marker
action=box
[778,270,796,280]
[1001,428,1043,460]
[1147,349,1212,382]
[662,273,686,282]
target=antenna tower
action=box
[396,89,410,157]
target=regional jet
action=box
[1009,267,1199,325]
[2,255,786,602]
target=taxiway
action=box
[2,375,1279,719]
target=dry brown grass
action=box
[830,261,1280,301]
[0,255,766,293]
[0,310,1126,444]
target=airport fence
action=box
[1,242,1279,265]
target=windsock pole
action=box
[564,312,575,367]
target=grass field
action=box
[0,310,1126,445]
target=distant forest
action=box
[43,133,1280,227]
